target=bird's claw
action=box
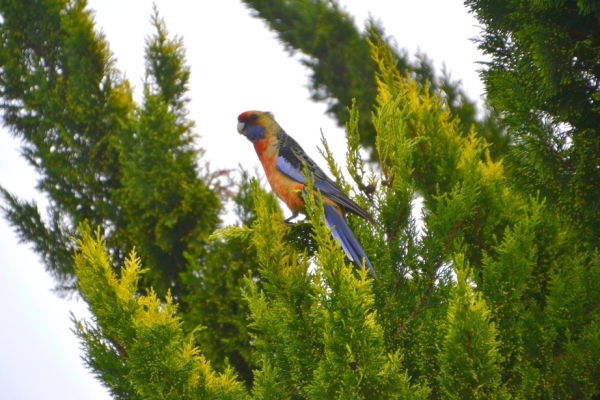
[283,211,300,226]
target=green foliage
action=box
[242,0,508,160]
[99,7,222,298]
[232,177,427,399]
[0,0,259,387]
[0,0,221,297]
[465,0,600,248]
[73,225,248,399]
[0,0,133,289]
[181,170,266,388]
[3,1,600,398]
[438,256,506,399]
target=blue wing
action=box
[275,155,304,183]
[275,130,375,224]
[273,130,378,279]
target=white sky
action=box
[0,1,486,398]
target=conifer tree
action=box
[0,0,222,297]
[0,0,259,386]
[464,0,600,247]
[0,0,133,291]
[72,226,248,399]
[3,0,600,398]
[65,36,577,396]
[242,0,508,160]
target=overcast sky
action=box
[0,1,487,398]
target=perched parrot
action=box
[237,110,378,280]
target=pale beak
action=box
[237,122,245,134]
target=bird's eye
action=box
[249,114,259,122]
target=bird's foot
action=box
[283,211,300,226]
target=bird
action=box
[237,110,378,280]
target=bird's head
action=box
[237,111,274,142]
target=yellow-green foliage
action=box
[438,255,507,399]
[236,176,428,399]
[68,27,600,400]
[4,1,600,398]
[73,226,248,400]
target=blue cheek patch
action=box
[246,125,265,142]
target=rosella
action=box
[237,111,377,279]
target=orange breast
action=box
[254,138,305,213]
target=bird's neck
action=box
[253,136,277,159]
[253,136,279,177]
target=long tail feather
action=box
[323,204,378,280]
